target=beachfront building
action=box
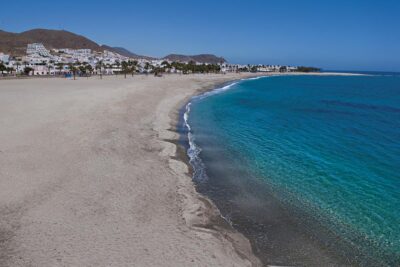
[27,43,51,57]
[257,65,274,72]
[219,63,241,73]
[32,65,54,76]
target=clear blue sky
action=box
[1,0,399,71]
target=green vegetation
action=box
[130,60,138,76]
[296,66,321,72]
[238,66,249,72]
[279,66,287,72]
[250,66,258,72]
[121,61,129,78]
[170,61,221,74]
[68,64,77,80]
[6,67,14,74]
[85,64,93,74]
[0,62,6,74]
[78,65,86,75]
[0,62,13,75]
[96,60,104,79]
[56,63,64,74]
[119,60,139,78]
[23,67,33,76]
[144,62,151,72]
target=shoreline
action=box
[162,75,267,266]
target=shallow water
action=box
[184,74,400,266]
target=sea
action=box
[181,72,400,266]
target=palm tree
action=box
[121,61,129,78]
[144,62,150,73]
[129,60,138,77]
[188,60,196,74]
[96,60,103,79]
[113,61,120,76]
[68,64,77,80]
[144,62,154,73]
[0,62,6,75]
[7,67,15,76]
[78,65,86,76]
[23,67,33,76]
[56,63,64,75]
[85,65,93,76]
[161,60,171,69]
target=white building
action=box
[257,66,274,72]
[25,54,52,64]
[57,48,92,61]
[32,65,55,76]
[27,43,51,57]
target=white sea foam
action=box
[242,76,265,81]
[184,101,204,180]
[184,77,266,183]
[183,102,191,131]
[194,81,239,101]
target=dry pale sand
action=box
[0,73,264,267]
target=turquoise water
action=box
[185,74,400,266]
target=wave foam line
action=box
[184,77,267,183]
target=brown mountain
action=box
[0,29,101,56]
[163,54,226,64]
[0,29,150,59]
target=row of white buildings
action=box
[1,43,298,76]
[1,43,145,75]
[1,43,185,75]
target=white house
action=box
[32,65,54,75]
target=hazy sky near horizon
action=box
[1,0,399,71]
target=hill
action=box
[0,29,150,59]
[100,45,154,60]
[0,29,101,56]
[163,54,226,64]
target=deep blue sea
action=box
[184,74,400,266]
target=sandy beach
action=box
[0,73,264,267]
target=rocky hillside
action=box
[0,29,150,59]
[0,29,101,56]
